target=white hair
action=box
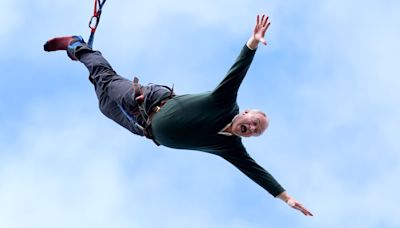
[249,109,266,117]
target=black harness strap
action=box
[132,77,175,146]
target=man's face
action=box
[231,110,269,137]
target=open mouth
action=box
[241,125,247,133]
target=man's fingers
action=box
[290,202,313,216]
[261,22,270,38]
[295,205,314,216]
[265,21,271,30]
[263,16,269,27]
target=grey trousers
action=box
[78,50,145,136]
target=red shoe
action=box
[44,36,86,60]
[43,36,75,52]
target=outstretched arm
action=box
[221,141,313,216]
[247,14,271,50]
[212,14,270,103]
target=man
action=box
[44,15,313,216]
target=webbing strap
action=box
[118,104,160,146]
[117,104,146,135]
[88,0,107,48]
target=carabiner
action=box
[89,15,100,30]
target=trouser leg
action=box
[76,48,144,136]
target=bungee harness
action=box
[129,77,175,145]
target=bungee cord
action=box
[87,0,107,48]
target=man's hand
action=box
[277,191,314,216]
[247,14,271,50]
[286,198,314,216]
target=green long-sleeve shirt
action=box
[151,45,285,197]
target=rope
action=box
[88,0,107,48]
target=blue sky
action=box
[1,0,400,227]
